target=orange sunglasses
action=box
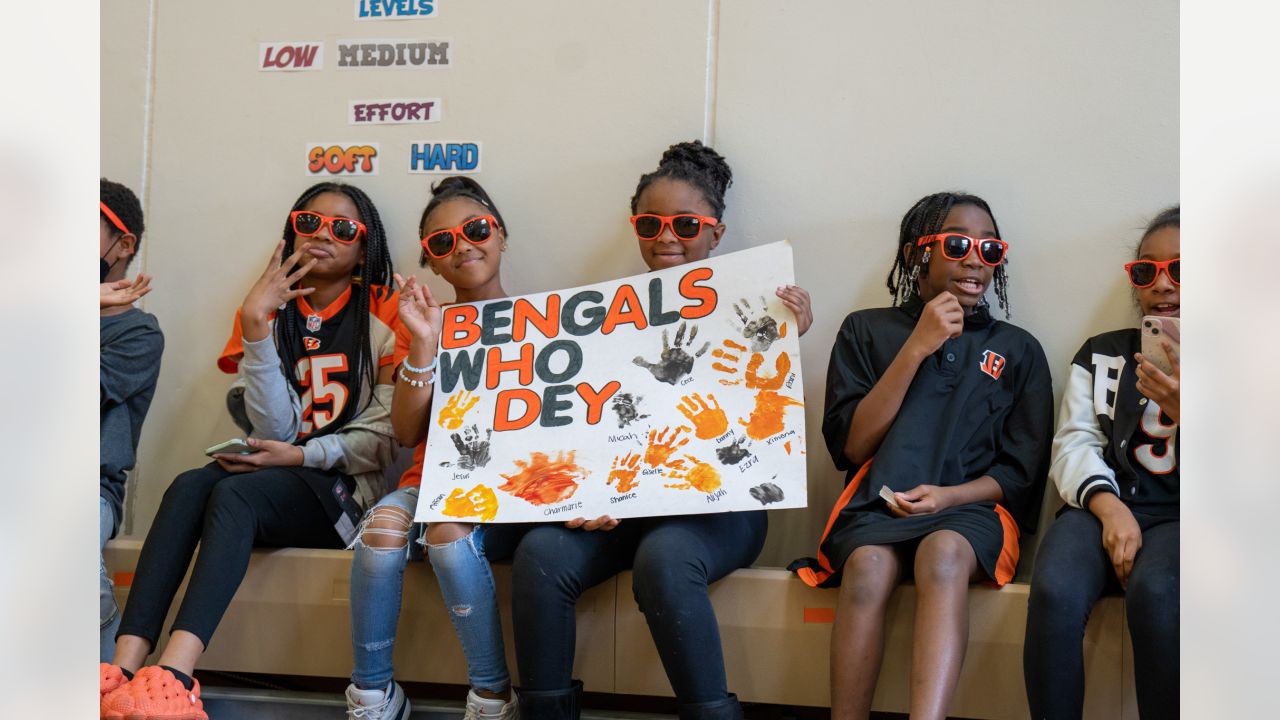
[290,210,366,244]
[1125,258,1179,288]
[916,233,1008,266]
[421,215,498,259]
[630,214,719,241]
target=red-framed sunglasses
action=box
[290,210,366,244]
[421,215,498,259]
[1124,258,1179,288]
[630,214,719,241]
[916,233,1009,266]
[100,201,132,235]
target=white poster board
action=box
[414,241,808,523]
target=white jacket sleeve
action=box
[1049,363,1119,509]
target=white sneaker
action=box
[464,688,520,720]
[346,680,412,720]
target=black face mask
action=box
[101,236,122,283]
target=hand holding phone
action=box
[205,438,254,457]
[879,485,901,511]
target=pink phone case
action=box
[1140,316,1180,375]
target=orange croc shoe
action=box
[100,663,128,698]
[100,666,207,720]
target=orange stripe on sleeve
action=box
[217,309,247,374]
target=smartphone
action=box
[205,438,254,457]
[1140,316,1180,376]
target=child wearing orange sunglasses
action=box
[101,182,401,720]
[345,176,527,720]
[1024,206,1180,719]
[791,191,1053,720]
[506,140,814,720]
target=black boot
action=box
[677,693,745,720]
[517,679,583,720]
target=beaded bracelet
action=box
[402,354,439,375]
[398,365,435,388]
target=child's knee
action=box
[914,531,975,585]
[358,505,415,549]
[838,546,900,607]
[425,521,472,547]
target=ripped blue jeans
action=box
[349,486,423,690]
[349,486,526,693]
[426,521,527,694]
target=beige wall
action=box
[101,0,1177,569]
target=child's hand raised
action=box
[101,274,153,309]
[242,240,318,341]
[1135,345,1180,424]
[395,272,443,344]
[906,291,964,359]
[887,484,956,517]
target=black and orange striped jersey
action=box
[1049,329,1179,517]
[219,285,401,440]
[791,298,1053,588]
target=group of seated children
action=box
[97,141,1178,720]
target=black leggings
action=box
[512,511,767,705]
[117,463,346,650]
[1023,507,1179,719]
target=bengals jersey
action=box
[791,298,1054,588]
[1049,328,1179,518]
[218,285,401,439]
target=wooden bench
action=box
[105,539,1138,719]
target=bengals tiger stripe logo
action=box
[979,350,1006,380]
[304,336,321,351]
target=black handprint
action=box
[749,481,785,506]
[632,321,709,385]
[733,296,781,352]
[715,436,754,465]
[610,392,650,428]
[450,424,493,470]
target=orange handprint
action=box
[608,451,642,493]
[677,393,728,440]
[711,339,748,385]
[437,390,480,430]
[498,451,585,506]
[644,425,691,468]
[713,344,791,391]
[739,390,804,440]
[664,455,723,492]
[744,351,791,390]
[442,484,499,522]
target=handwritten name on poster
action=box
[337,39,451,69]
[259,42,324,71]
[415,241,808,523]
[355,0,436,20]
[306,143,380,176]
[408,142,480,173]
[349,99,441,125]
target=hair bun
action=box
[658,140,733,196]
[431,176,486,200]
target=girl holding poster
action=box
[346,177,526,720]
[100,182,400,720]
[510,141,814,720]
[790,192,1053,720]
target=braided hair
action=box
[886,191,1010,316]
[417,176,508,267]
[100,178,145,266]
[630,140,733,218]
[276,182,394,437]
